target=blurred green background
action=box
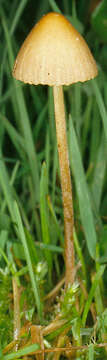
[0,0,107,354]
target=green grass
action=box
[0,0,107,359]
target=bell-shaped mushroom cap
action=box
[13,12,98,86]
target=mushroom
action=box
[13,12,98,287]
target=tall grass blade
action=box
[3,343,40,360]
[89,102,100,166]
[49,0,61,13]
[0,113,25,157]
[0,147,15,221]
[92,79,107,141]
[40,162,52,285]
[88,344,94,360]
[69,115,97,258]
[90,132,107,211]
[1,11,40,201]
[82,265,105,326]
[13,201,42,320]
[10,0,28,35]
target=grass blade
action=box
[13,201,42,320]
[40,162,52,285]
[92,79,107,141]
[10,0,28,35]
[3,343,40,360]
[69,115,97,258]
[90,132,107,211]
[82,265,105,326]
[0,113,25,157]
[1,11,40,201]
[48,0,61,13]
[0,147,15,221]
[88,344,94,360]
[73,228,87,282]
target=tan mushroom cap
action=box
[13,12,98,86]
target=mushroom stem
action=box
[53,85,74,287]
